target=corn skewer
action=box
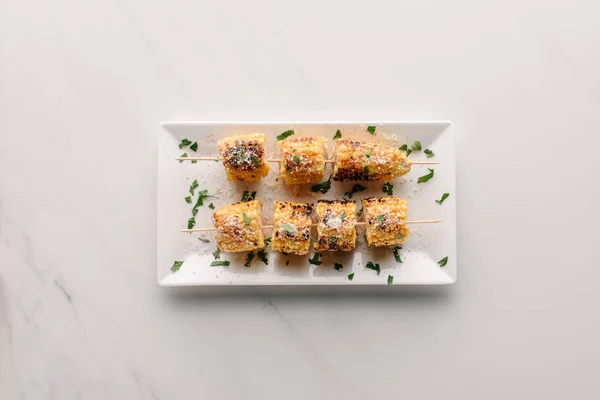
[176,156,438,165]
[181,220,442,232]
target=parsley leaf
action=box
[171,260,183,272]
[341,212,347,221]
[363,166,369,175]
[309,252,322,265]
[250,155,260,167]
[436,193,450,204]
[198,238,210,243]
[179,139,192,149]
[366,261,381,275]
[438,257,448,267]
[399,144,412,156]
[185,196,192,204]
[211,260,230,267]
[393,246,403,263]
[387,275,394,285]
[179,153,188,162]
[213,248,221,259]
[293,155,301,163]
[240,190,257,202]
[364,152,371,158]
[311,175,332,194]
[208,203,215,210]
[344,184,367,199]
[417,168,435,183]
[424,149,435,157]
[244,251,255,267]
[264,237,271,246]
[286,260,289,266]
[242,211,250,225]
[280,223,297,234]
[192,208,199,216]
[377,215,383,224]
[367,126,376,134]
[412,141,422,151]
[357,206,363,217]
[382,182,393,195]
[194,189,212,208]
[276,130,294,141]
[190,142,198,151]
[334,263,343,271]
[395,233,405,239]
[187,217,195,229]
[257,249,269,265]
[189,179,199,195]
[347,273,354,281]
[333,130,342,140]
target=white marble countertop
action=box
[1,1,599,399]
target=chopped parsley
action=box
[341,212,347,221]
[257,249,269,265]
[399,144,412,156]
[276,130,295,141]
[387,275,394,285]
[208,203,215,210]
[192,208,199,216]
[244,251,255,267]
[344,184,367,199]
[382,182,393,195]
[393,246,403,263]
[334,263,343,271]
[281,223,297,234]
[286,260,290,266]
[250,155,260,167]
[417,168,435,183]
[212,248,221,259]
[185,196,192,204]
[242,211,250,225]
[171,260,183,272]
[240,190,257,202]
[367,126,376,134]
[424,149,435,157]
[377,215,383,224]
[363,166,370,175]
[179,139,192,149]
[438,257,448,267]
[189,179,199,195]
[311,175,332,194]
[395,233,405,239]
[309,252,322,265]
[264,237,272,246]
[293,155,301,163]
[187,217,195,229]
[357,206,363,217]
[210,260,230,267]
[198,237,210,243]
[179,153,188,162]
[194,189,212,208]
[364,152,371,158]
[190,142,198,152]
[366,261,381,275]
[436,193,450,204]
[412,141,422,151]
[347,273,354,281]
[333,130,342,140]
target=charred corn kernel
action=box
[218,133,269,182]
[314,200,357,252]
[279,136,327,185]
[213,200,265,252]
[332,138,412,182]
[271,201,313,255]
[361,197,409,247]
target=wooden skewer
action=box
[176,156,439,165]
[181,219,443,233]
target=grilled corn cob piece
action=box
[213,200,265,252]
[362,197,409,247]
[332,138,411,182]
[218,133,269,182]
[314,200,357,252]
[279,136,327,185]
[271,201,313,255]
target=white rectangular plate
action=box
[158,122,456,286]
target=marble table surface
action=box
[1,1,599,399]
